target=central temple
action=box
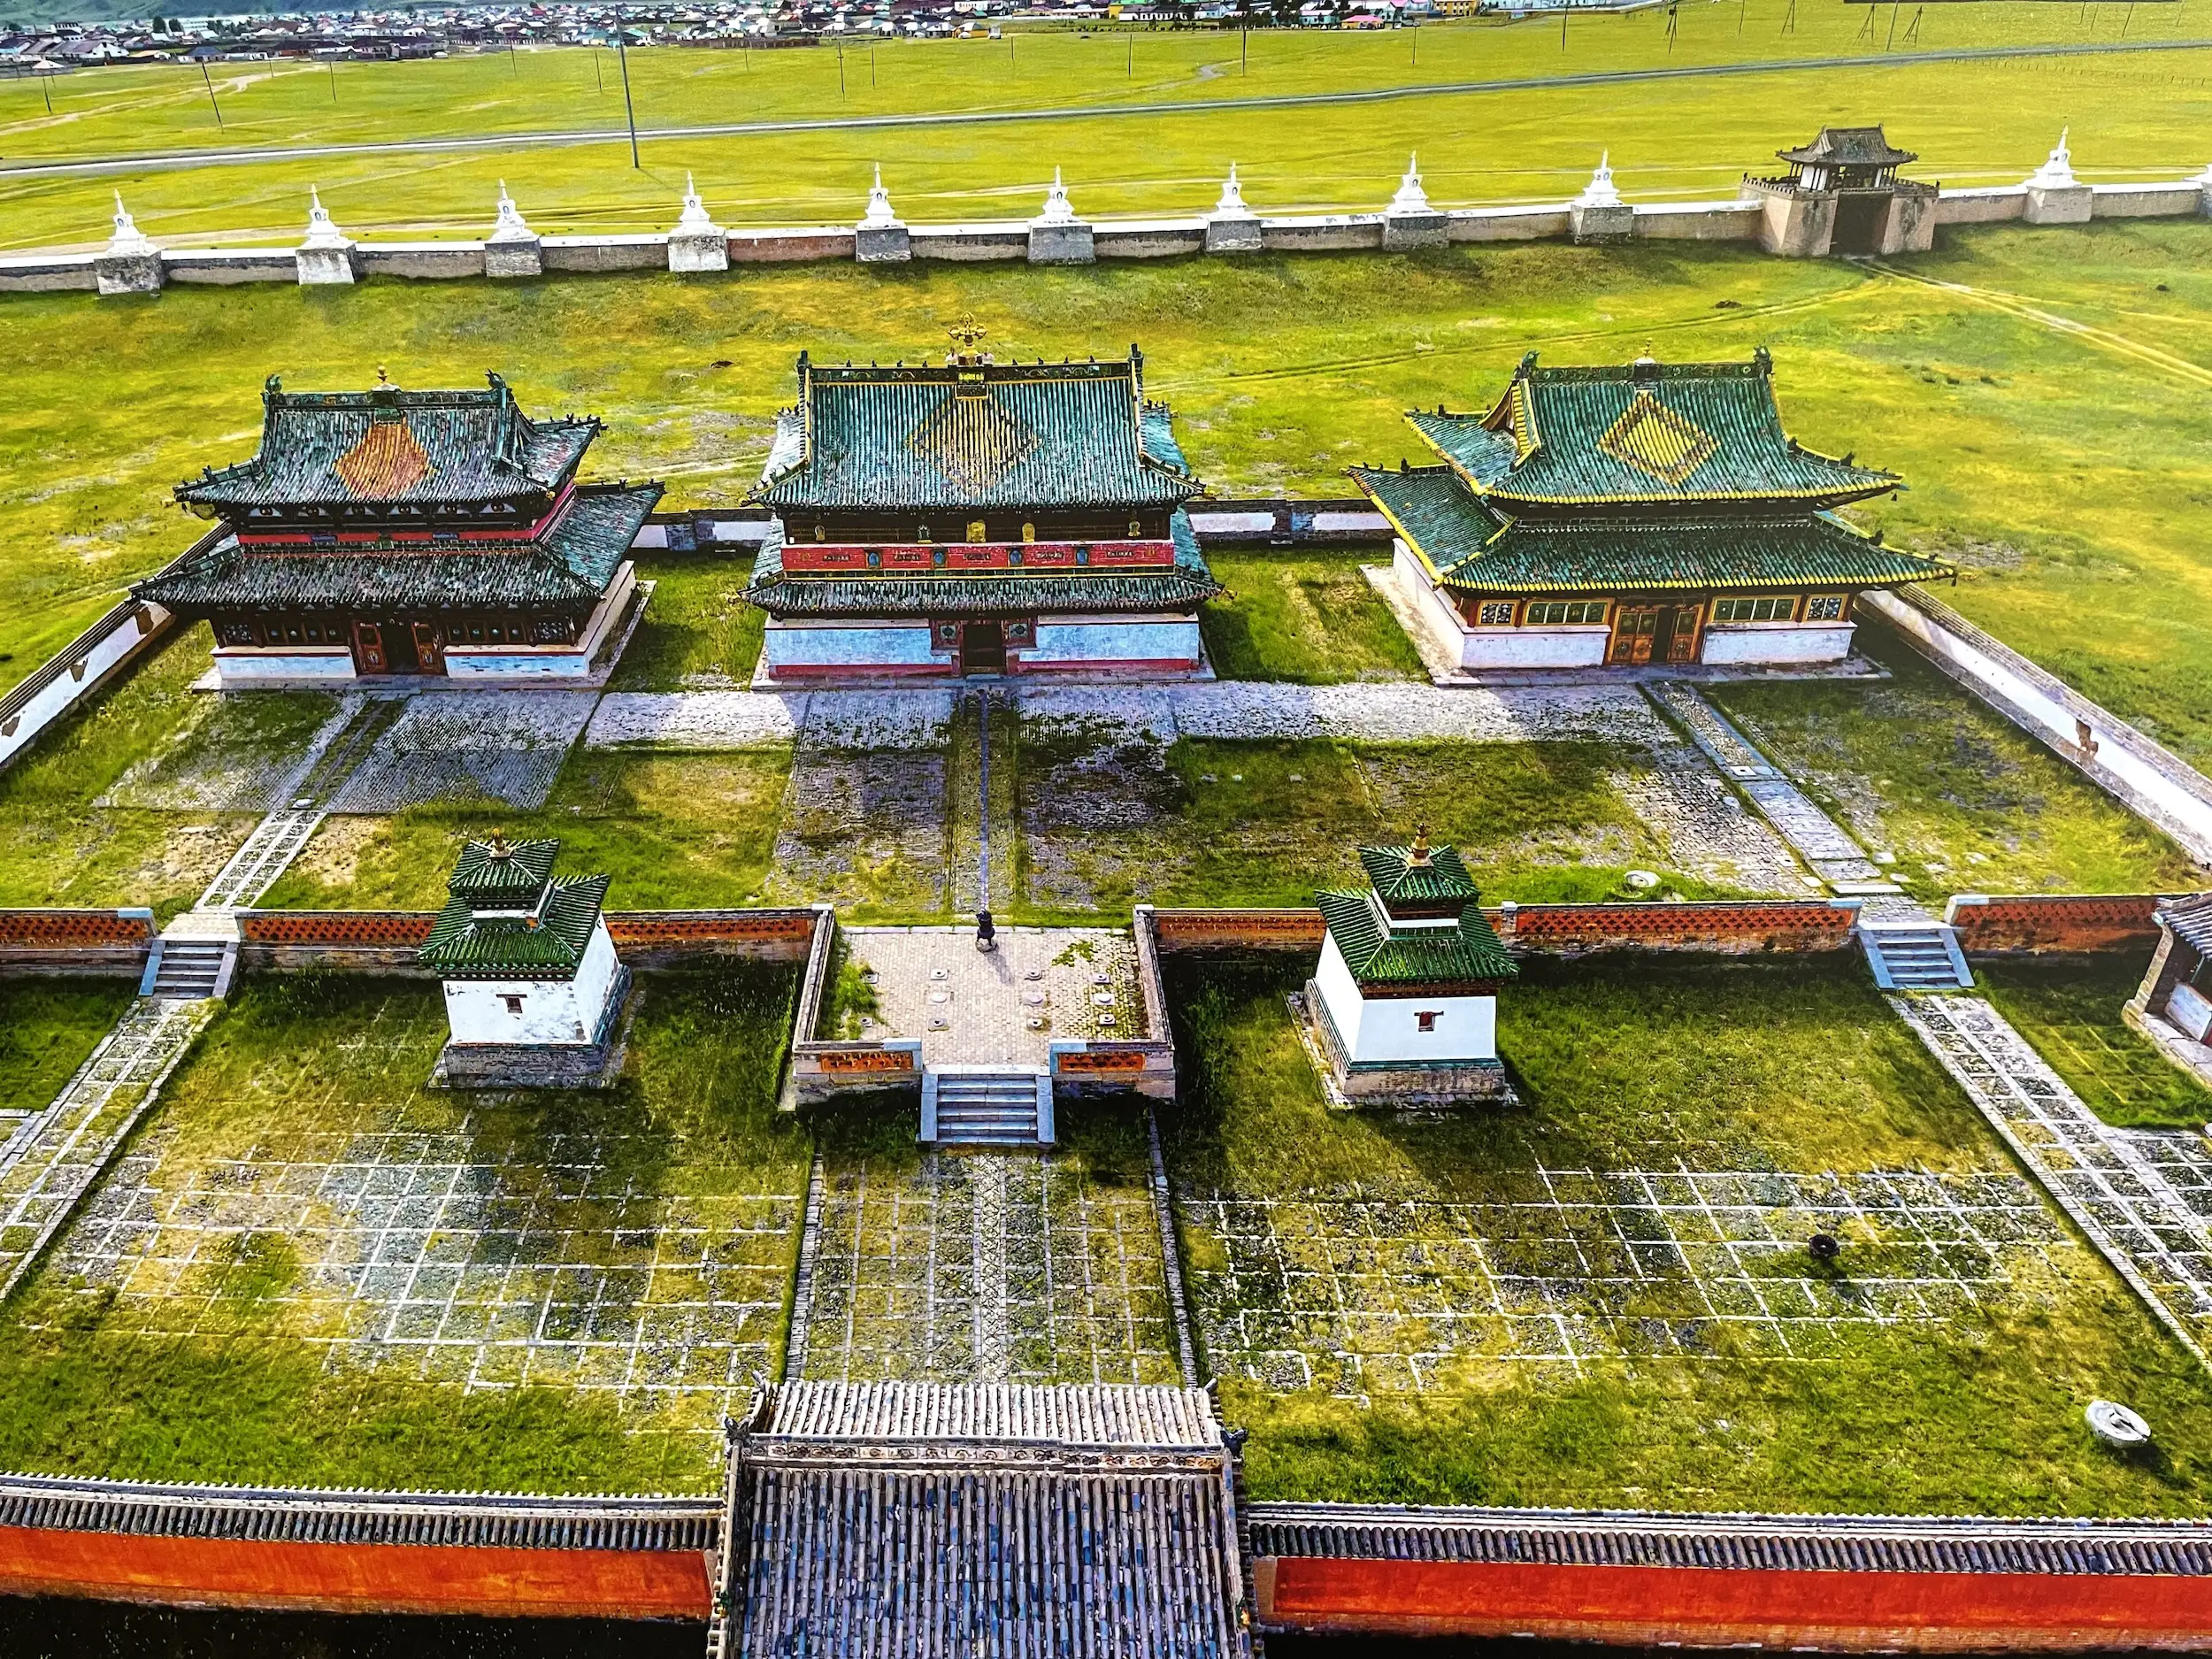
[740,326,1221,681]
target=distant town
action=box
[4,0,1448,69]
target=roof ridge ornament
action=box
[107,191,156,257]
[2025,126,2078,189]
[1408,826,1432,866]
[1574,150,1623,211]
[859,164,903,231]
[945,315,992,367]
[1387,153,1432,216]
[1032,167,1080,228]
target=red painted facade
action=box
[776,537,1173,573]
[1260,1556,2212,1651]
[0,1527,710,1622]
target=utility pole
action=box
[198,58,223,127]
[614,13,639,169]
[327,58,336,101]
[836,35,845,97]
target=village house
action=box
[135,372,662,686]
[1356,348,1951,673]
[739,324,1221,681]
[1307,833,1518,1104]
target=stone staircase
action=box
[139,938,234,1001]
[1859,920,1975,990]
[922,1066,1054,1149]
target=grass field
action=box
[0,965,804,1492]
[4,10,2208,252]
[1979,955,2212,1131]
[0,977,134,1116]
[4,222,2208,765]
[1164,954,2212,1515]
[609,554,767,690]
[1198,551,1423,684]
[1713,649,2208,901]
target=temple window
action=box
[1713,595,1798,622]
[1476,602,1516,626]
[1525,600,1608,626]
[1416,1010,1440,1033]
[918,524,932,542]
[1805,594,1847,621]
[501,995,525,1015]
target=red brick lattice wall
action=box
[237,912,436,947]
[0,910,156,949]
[606,910,816,957]
[1945,895,2168,957]
[1148,903,1858,956]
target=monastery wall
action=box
[1146,900,1863,956]
[0,908,155,976]
[229,908,819,974]
[1944,894,2170,958]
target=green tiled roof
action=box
[754,351,1203,512]
[178,374,598,511]
[134,483,660,613]
[1353,465,1947,595]
[420,875,611,979]
[1317,889,1517,985]
[1420,352,1900,511]
[450,836,560,904]
[740,510,1222,618]
[1359,842,1480,902]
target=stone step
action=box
[1859,925,1974,992]
[922,1068,1052,1148]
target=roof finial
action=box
[946,314,990,366]
[1409,825,1432,866]
[373,363,391,388]
[487,828,512,860]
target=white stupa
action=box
[1574,151,1624,210]
[2024,127,2078,190]
[107,192,156,258]
[1032,167,1080,228]
[1387,153,1434,216]
[859,164,903,230]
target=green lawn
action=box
[1979,955,2212,1131]
[0,631,266,921]
[5,224,2211,766]
[0,977,135,1115]
[1017,733,1773,917]
[260,745,793,910]
[1163,954,2212,1516]
[608,554,766,690]
[1198,550,1422,683]
[4,11,2205,250]
[1712,649,2206,902]
[0,965,805,1493]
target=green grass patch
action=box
[0,964,805,1492]
[1198,550,1422,683]
[1978,955,2212,1131]
[1712,649,2207,902]
[0,977,136,1115]
[260,745,792,910]
[608,554,766,690]
[1164,953,2212,1515]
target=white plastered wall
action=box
[443,919,621,1046]
[1316,933,1499,1065]
[1700,620,1856,666]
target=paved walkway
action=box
[1893,994,2212,1368]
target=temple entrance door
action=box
[1662,603,1701,664]
[350,621,390,674]
[1832,193,1887,256]
[411,622,448,676]
[1609,606,1660,665]
[959,620,1006,676]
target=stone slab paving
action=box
[36,1116,802,1459]
[763,747,949,914]
[1893,994,2212,1366]
[588,689,955,751]
[798,1150,1180,1386]
[841,927,1141,1069]
[0,998,216,1300]
[1180,1165,2073,1398]
[330,690,599,812]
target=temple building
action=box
[420,835,629,1089]
[739,326,1221,681]
[1744,126,1938,258]
[1305,834,1517,1105]
[1356,349,1951,674]
[135,373,662,686]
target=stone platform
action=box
[840,926,1141,1071]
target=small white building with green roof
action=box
[420,834,627,1087]
[1308,833,1518,1103]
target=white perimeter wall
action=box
[1700,621,1856,665]
[444,920,620,1046]
[1317,933,1498,1065]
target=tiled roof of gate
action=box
[133,483,660,612]
[1317,889,1517,985]
[1778,126,1918,168]
[420,875,611,979]
[1352,465,1945,595]
[1411,353,1900,509]
[754,351,1203,511]
[2160,893,2212,956]
[177,374,600,510]
[739,511,1223,618]
[1247,1502,2212,1577]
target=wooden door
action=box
[411,622,447,676]
[1663,603,1701,664]
[350,621,388,673]
[1609,606,1660,665]
[959,620,1006,676]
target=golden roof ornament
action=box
[945,316,992,367]
[1409,826,1433,866]
[487,829,512,861]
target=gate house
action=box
[136,373,662,686]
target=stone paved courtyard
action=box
[1181,1166,2079,1397]
[841,926,1143,1067]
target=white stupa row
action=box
[89,133,2212,296]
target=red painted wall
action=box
[0,1528,710,1623]
[1261,1557,2212,1652]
